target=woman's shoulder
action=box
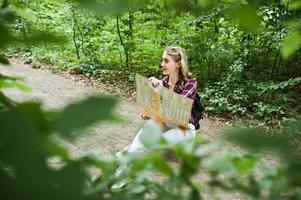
[182,78,197,92]
[185,78,197,86]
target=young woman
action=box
[128,46,198,153]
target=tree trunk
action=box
[71,7,80,59]
[116,15,129,69]
[271,48,280,80]
[127,10,134,70]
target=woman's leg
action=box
[162,123,196,145]
[128,119,165,153]
[112,119,165,189]
[128,121,195,153]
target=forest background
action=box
[3,0,301,125]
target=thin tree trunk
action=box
[208,57,211,79]
[1,0,8,8]
[71,8,80,59]
[127,10,133,69]
[271,48,280,80]
[19,18,27,40]
[77,25,85,55]
[116,15,129,69]
[72,26,80,59]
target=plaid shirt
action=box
[162,76,197,127]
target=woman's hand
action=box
[141,114,150,120]
[148,77,162,88]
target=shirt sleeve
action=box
[180,79,197,100]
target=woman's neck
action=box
[168,72,179,89]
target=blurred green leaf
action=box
[198,0,219,7]
[0,8,17,22]
[44,138,69,160]
[0,74,32,92]
[83,153,117,170]
[281,32,301,59]
[51,161,89,199]
[15,102,54,136]
[151,153,174,176]
[74,0,143,15]
[22,32,66,45]
[195,142,220,157]
[225,127,290,152]
[15,7,37,21]
[13,81,32,92]
[139,120,162,149]
[229,6,261,31]
[205,155,234,172]
[0,107,53,200]
[0,55,9,65]
[282,0,301,9]
[290,1,301,9]
[53,95,118,139]
[0,24,13,49]
[231,154,256,174]
[287,161,301,186]
[105,114,128,124]
[173,144,200,179]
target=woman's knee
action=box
[186,124,196,138]
[143,119,164,129]
[162,128,184,144]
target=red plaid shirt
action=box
[162,76,197,127]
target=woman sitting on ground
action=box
[128,45,198,153]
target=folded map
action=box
[135,74,193,128]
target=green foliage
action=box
[0,73,32,92]
[53,95,118,139]
[200,57,301,121]
[0,91,119,200]
[224,121,301,198]
[281,32,301,59]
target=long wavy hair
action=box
[164,46,191,88]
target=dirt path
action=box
[0,59,223,157]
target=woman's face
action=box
[161,51,180,76]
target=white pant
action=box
[128,119,196,153]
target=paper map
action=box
[136,74,193,128]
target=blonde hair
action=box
[164,46,191,87]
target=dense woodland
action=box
[1,0,301,199]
